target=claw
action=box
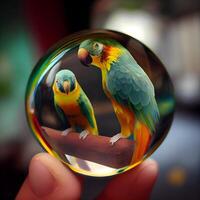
[79,130,89,140]
[61,128,74,136]
[110,133,123,145]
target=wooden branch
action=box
[43,127,135,168]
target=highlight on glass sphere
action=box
[25,30,175,177]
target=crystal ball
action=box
[25,30,175,177]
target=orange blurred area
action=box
[167,166,187,187]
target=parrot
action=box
[77,38,160,163]
[52,69,98,140]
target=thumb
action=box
[97,159,158,200]
[16,153,83,200]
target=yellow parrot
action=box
[52,69,98,139]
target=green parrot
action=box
[78,38,159,162]
[52,69,98,139]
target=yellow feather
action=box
[91,46,123,71]
[53,82,80,106]
[92,46,123,95]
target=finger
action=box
[97,159,158,200]
[16,153,83,200]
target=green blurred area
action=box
[0,24,36,140]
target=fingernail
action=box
[28,158,55,197]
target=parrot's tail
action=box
[131,121,151,164]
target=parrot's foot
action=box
[110,133,123,145]
[79,130,89,140]
[61,128,74,136]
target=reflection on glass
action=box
[26,30,175,177]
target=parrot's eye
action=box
[93,42,103,52]
[55,80,61,88]
[56,80,59,85]
[93,42,99,49]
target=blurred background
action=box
[0,0,200,199]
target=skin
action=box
[16,153,158,200]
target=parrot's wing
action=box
[77,91,98,134]
[107,62,160,132]
[54,103,69,130]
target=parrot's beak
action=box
[78,48,92,66]
[63,81,70,94]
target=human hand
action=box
[16,153,158,200]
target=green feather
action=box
[107,53,160,132]
[54,103,69,129]
[77,90,95,129]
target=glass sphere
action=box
[25,30,175,177]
